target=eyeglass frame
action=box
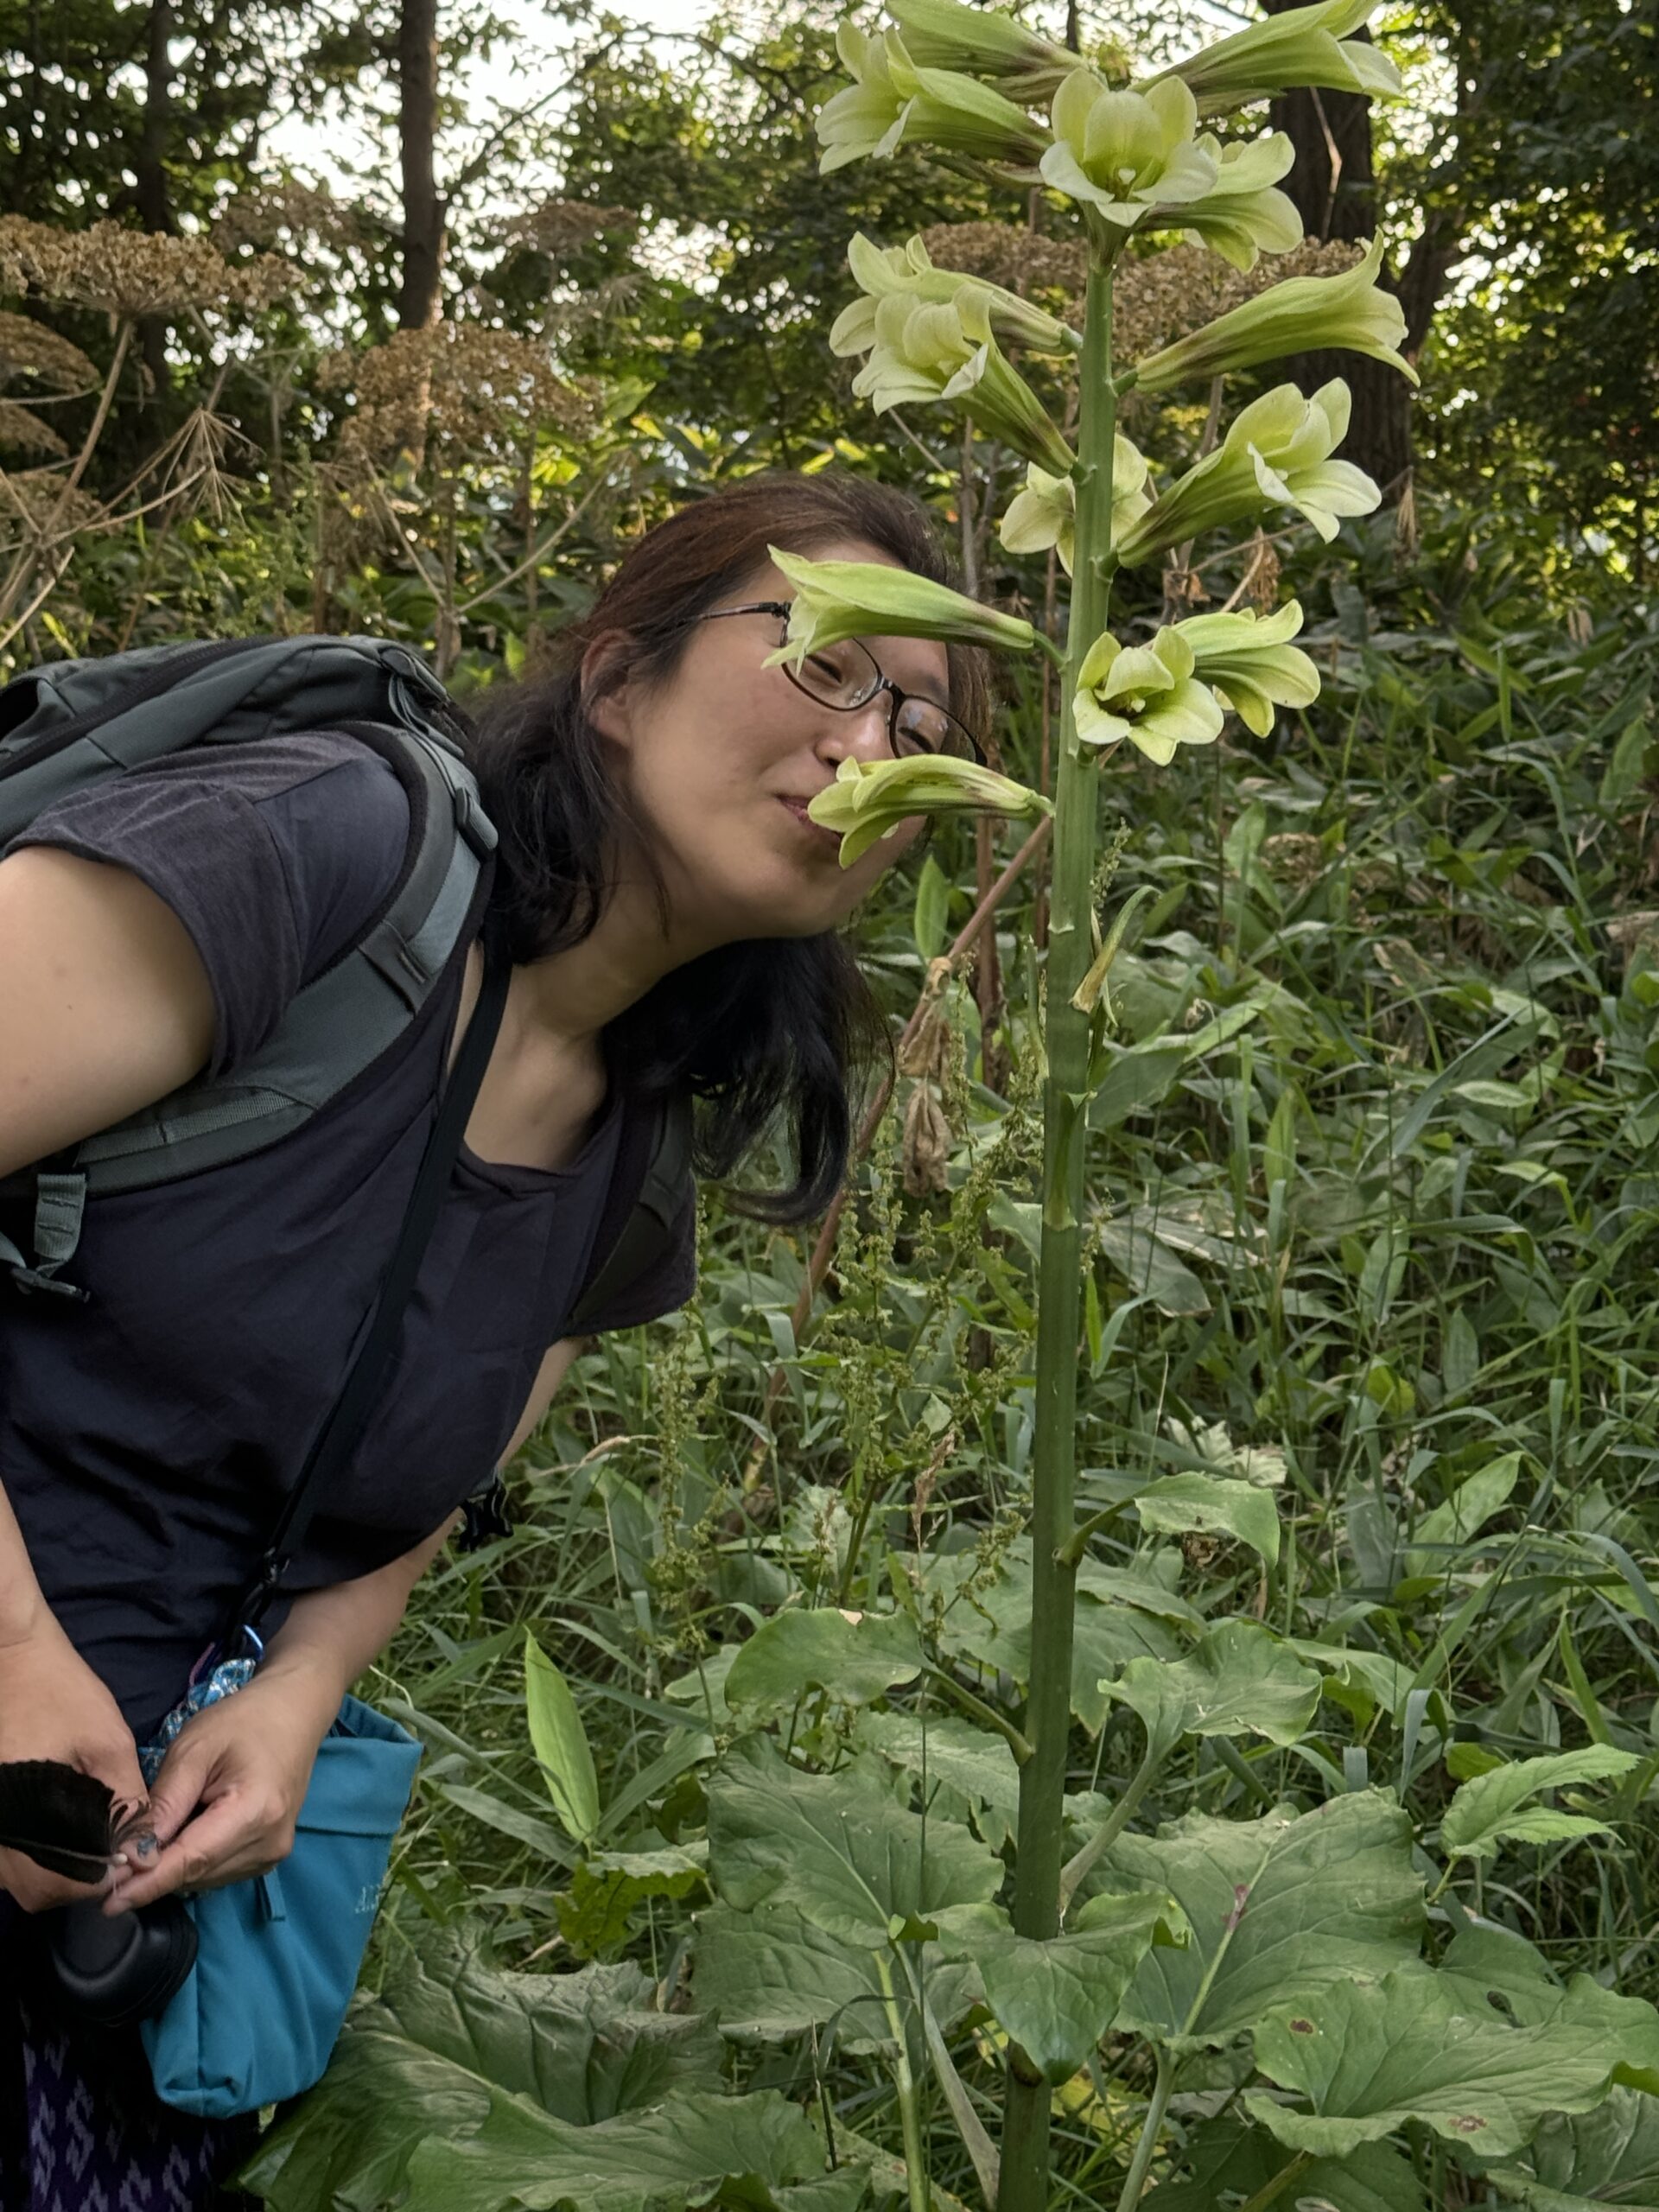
[686,599,987,766]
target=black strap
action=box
[227,927,512,1648]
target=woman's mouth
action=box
[778,797,845,854]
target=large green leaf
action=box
[1100,1621,1322,1758]
[1090,1794,1423,2049]
[1440,1745,1641,1864]
[1436,1927,1659,2094]
[927,1541,1181,1734]
[557,1843,709,1957]
[238,1928,724,2210]
[1142,2117,1428,2212]
[525,1631,602,1846]
[1516,2088,1659,2206]
[724,1608,923,1719]
[1247,1967,1643,2162]
[694,1899,980,2056]
[403,2083,867,2212]
[1132,1472,1282,1567]
[932,1891,1183,2084]
[851,1708,1022,1849]
[705,1738,1003,1949]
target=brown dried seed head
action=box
[0,216,291,317]
[326,319,601,470]
[0,398,67,459]
[0,311,99,395]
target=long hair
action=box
[462,471,991,1224]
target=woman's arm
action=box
[106,1335,588,1911]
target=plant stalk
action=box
[999,256,1117,2212]
[1113,2050,1174,2212]
[874,1947,932,2212]
[1058,1738,1165,1912]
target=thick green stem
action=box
[1058,1738,1166,1913]
[875,1948,932,2212]
[1113,2050,1174,2211]
[999,257,1118,2212]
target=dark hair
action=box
[462,470,991,1224]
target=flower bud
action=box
[1133,235,1418,390]
[765,546,1038,664]
[1154,0,1402,118]
[817,23,1050,175]
[886,0,1084,103]
[1073,627,1226,764]
[849,286,1077,475]
[1175,602,1321,734]
[807,753,1052,868]
[830,232,1076,361]
[999,435,1151,574]
[1116,378,1380,563]
[1039,70,1217,226]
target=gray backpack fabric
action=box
[0,633,691,1328]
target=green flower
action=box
[1116,378,1380,562]
[1133,235,1419,390]
[817,22,1050,175]
[1073,627,1225,765]
[999,434,1151,574]
[1162,131,1304,270]
[807,753,1052,868]
[1039,70,1218,226]
[765,546,1037,664]
[1155,0,1402,118]
[850,286,1077,475]
[1176,602,1321,734]
[885,0,1083,102]
[830,232,1076,362]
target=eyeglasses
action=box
[690,600,986,766]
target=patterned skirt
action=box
[0,1900,261,2212]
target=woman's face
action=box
[588,537,951,949]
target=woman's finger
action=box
[103,1789,279,1915]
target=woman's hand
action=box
[103,1654,342,1917]
[0,1617,149,1912]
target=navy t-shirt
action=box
[0,731,696,1738]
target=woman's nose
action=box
[814,696,892,767]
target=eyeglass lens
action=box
[787,635,974,760]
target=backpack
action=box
[0,634,693,1338]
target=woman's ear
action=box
[580,632,634,747]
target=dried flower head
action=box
[0,217,291,318]
[497,199,639,259]
[213,181,374,255]
[0,312,98,396]
[321,320,601,471]
[0,467,104,546]
[0,399,67,460]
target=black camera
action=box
[38,1896,197,2027]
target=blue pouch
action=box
[137,1692,421,2119]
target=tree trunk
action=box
[1258,2,1452,497]
[397,0,445,329]
[135,0,175,395]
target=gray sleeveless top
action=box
[0,731,696,1737]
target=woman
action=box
[0,470,988,2208]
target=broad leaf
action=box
[1520,2088,1659,2205]
[706,1738,1002,1948]
[1436,1927,1659,2094]
[694,1899,981,2057]
[851,1708,1022,1849]
[238,1927,723,2210]
[725,1608,923,1719]
[1132,1472,1281,1567]
[1440,1745,1640,1864]
[525,1632,601,1845]
[1100,1621,1321,1758]
[404,2083,865,2212]
[557,1844,709,1957]
[1248,1967,1643,2162]
[1090,1794,1423,2049]
[1142,2116,1428,2212]
[933,1890,1183,2084]
[1287,1639,1417,1727]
